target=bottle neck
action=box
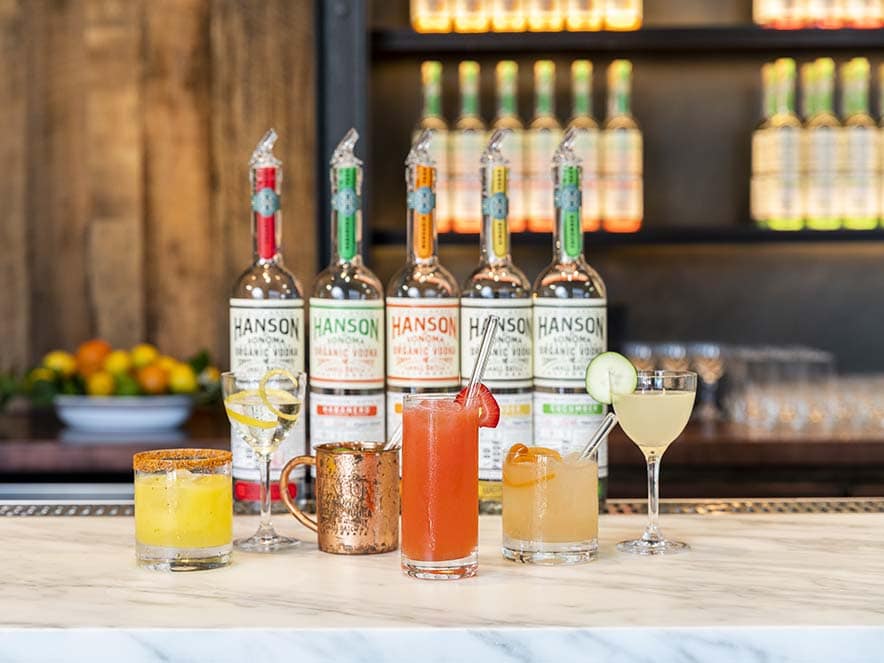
[251,166,282,263]
[573,85,591,118]
[553,164,584,264]
[776,74,796,116]
[461,77,479,118]
[480,163,511,266]
[536,78,554,117]
[422,71,442,119]
[843,77,869,117]
[817,76,834,116]
[497,84,517,118]
[330,165,363,266]
[608,82,631,118]
[406,163,439,265]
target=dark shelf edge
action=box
[370,227,884,247]
[372,26,884,56]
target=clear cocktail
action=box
[502,445,598,564]
[401,393,480,579]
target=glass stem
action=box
[642,455,662,543]
[259,455,273,535]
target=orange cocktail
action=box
[401,393,480,580]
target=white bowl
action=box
[54,395,194,434]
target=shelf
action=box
[372,26,884,57]
[370,227,884,247]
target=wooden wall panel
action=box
[210,0,317,364]
[0,0,28,371]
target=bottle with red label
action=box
[386,129,461,435]
[229,129,306,512]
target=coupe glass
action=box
[222,369,306,553]
[612,370,697,555]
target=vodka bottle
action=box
[491,0,527,31]
[532,128,608,506]
[411,0,452,32]
[751,63,776,227]
[526,60,562,232]
[453,0,490,32]
[452,61,487,233]
[605,0,643,30]
[569,60,601,232]
[462,129,534,514]
[493,61,527,232]
[527,0,564,31]
[229,129,306,511]
[804,59,842,230]
[566,0,604,30]
[386,130,461,433]
[840,58,880,229]
[767,58,803,231]
[416,61,451,233]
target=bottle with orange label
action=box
[386,129,461,434]
[461,129,533,514]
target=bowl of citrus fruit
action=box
[29,339,220,434]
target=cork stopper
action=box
[133,448,232,473]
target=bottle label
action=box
[252,167,279,260]
[460,300,533,388]
[602,128,642,175]
[483,165,509,257]
[555,166,583,258]
[386,390,404,438]
[309,391,386,446]
[408,164,436,259]
[533,299,606,387]
[533,391,608,478]
[602,176,643,224]
[334,166,359,261]
[386,298,460,388]
[767,128,800,175]
[309,299,384,389]
[229,298,306,486]
[500,128,525,225]
[844,126,879,172]
[479,391,533,481]
[752,129,771,174]
[806,129,839,174]
[526,128,562,225]
[767,131,802,221]
[451,131,485,232]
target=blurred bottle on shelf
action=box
[840,58,880,230]
[493,61,527,232]
[766,58,803,231]
[565,0,604,31]
[601,59,643,233]
[803,58,842,230]
[527,0,564,31]
[526,61,562,232]
[491,0,527,31]
[843,0,884,27]
[751,63,776,227]
[452,61,487,233]
[416,62,451,233]
[754,0,882,27]
[568,60,601,232]
[880,64,884,225]
[754,0,806,28]
[453,0,490,32]
[805,0,844,28]
[604,0,643,30]
[411,0,452,32]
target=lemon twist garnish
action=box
[224,390,276,430]
[259,369,301,422]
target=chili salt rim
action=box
[133,448,232,472]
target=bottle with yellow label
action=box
[386,130,461,435]
[461,129,533,514]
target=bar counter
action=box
[2,504,883,662]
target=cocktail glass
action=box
[133,448,233,571]
[613,370,697,555]
[222,369,306,553]
[502,445,598,564]
[401,392,480,580]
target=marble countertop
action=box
[2,510,884,662]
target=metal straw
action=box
[579,412,618,461]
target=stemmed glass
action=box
[612,370,697,555]
[222,369,306,553]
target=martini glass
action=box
[612,370,696,555]
[222,369,306,553]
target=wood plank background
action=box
[0,0,317,372]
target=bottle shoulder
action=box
[461,262,532,299]
[493,115,524,131]
[455,117,486,132]
[569,115,599,131]
[417,116,448,132]
[532,259,607,300]
[232,262,303,300]
[603,115,641,132]
[386,261,460,299]
[311,262,384,301]
[528,116,562,131]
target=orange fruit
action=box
[136,364,169,395]
[76,339,112,378]
[86,371,115,397]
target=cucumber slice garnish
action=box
[585,352,638,404]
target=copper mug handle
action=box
[279,455,317,533]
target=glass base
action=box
[617,537,689,555]
[137,542,232,572]
[502,535,598,565]
[234,529,300,553]
[401,550,477,580]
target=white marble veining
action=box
[2,513,884,661]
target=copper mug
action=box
[279,442,399,554]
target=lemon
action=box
[259,369,301,421]
[43,351,77,378]
[169,364,198,394]
[156,355,179,374]
[131,343,159,369]
[86,371,115,396]
[224,391,276,430]
[103,350,132,376]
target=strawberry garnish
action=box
[455,383,500,428]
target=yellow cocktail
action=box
[502,445,598,564]
[133,449,233,571]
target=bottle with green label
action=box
[751,63,776,227]
[310,129,386,448]
[415,61,451,233]
[532,127,609,508]
[767,58,804,231]
[462,129,533,514]
[804,58,842,231]
[452,61,487,234]
[840,58,880,230]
